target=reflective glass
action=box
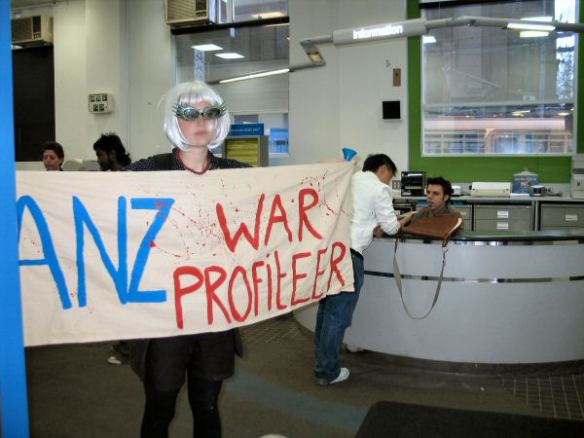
[422,0,576,155]
[175,21,290,155]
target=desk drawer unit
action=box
[474,204,533,231]
[454,205,472,230]
[540,204,584,230]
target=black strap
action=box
[392,238,447,320]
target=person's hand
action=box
[373,225,384,238]
[399,212,414,227]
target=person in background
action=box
[93,132,131,171]
[127,80,248,438]
[42,141,65,171]
[92,133,132,365]
[402,176,463,228]
[314,153,406,386]
[106,341,129,366]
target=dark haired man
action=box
[93,133,131,171]
[406,176,463,227]
[314,153,404,385]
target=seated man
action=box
[405,176,463,228]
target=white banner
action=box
[16,162,354,346]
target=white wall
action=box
[53,0,87,161]
[287,0,409,171]
[53,0,130,161]
[286,0,339,165]
[126,0,173,159]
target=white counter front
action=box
[294,232,584,364]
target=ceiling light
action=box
[308,52,323,63]
[264,23,289,28]
[192,44,223,51]
[522,16,553,22]
[215,52,245,59]
[558,112,571,116]
[219,68,290,84]
[520,31,550,38]
[507,22,555,32]
[251,11,284,19]
[423,35,436,44]
[516,16,553,37]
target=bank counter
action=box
[294,230,584,364]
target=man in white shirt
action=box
[314,154,403,385]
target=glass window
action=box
[175,21,289,156]
[216,0,288,24]
[422,0,576,156]
[230,113,288,155]
[231,0,288,23]
[233,114,259,124]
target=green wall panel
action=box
[408,156,572,183]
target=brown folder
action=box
[401,215,463,246]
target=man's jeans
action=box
[314,251,365,382]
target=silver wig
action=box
[162,81,231,151]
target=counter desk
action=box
[393,196,584,231]
[294,230,584,364]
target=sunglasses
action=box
[173,103,226,121]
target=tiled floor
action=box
[500,373,584,420]
[242,313,584,423]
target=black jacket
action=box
[127,150,248,380]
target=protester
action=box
[127,80,248,438]
[42,141,65,171]
[91,133,133,365]
[93,132,131,171]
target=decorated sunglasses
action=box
[173,103,226,121]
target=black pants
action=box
[141,375,222,438]
[140,336,232,438]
